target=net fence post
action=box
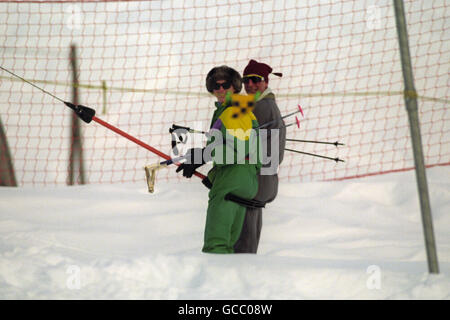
[0,115,17,186]
[68,43,86,185]
[392,0,439,274]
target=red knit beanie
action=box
[243,59,282,83]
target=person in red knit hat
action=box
[234,59,286,253]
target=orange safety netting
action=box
[0,0,448,186]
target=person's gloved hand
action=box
[176,148,206,178]
[201,177,213,189]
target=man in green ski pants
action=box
[176,65,261,253]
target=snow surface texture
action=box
[0,166,449,299]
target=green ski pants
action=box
[202,164,258,253]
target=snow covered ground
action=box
[0,166,449,300]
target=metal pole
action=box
[393,0,439,273]
[68,44,86,185]
[0,116,17,186]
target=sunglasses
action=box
[243,75,263,84]
[213,81,232,90]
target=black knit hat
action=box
[206,65,242,93]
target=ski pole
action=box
[170,104,303,138]
[284,148,345,163]
[169,124,207,155]
[257,104,304,129]
[283,116,301,129]
[286,138,344,147]
[169,124,207,135]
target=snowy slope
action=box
[0,166,449,299]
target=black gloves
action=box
[201,177,213,189]
[176,148,206,178]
